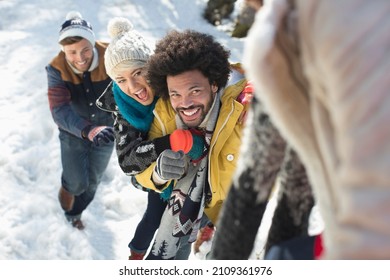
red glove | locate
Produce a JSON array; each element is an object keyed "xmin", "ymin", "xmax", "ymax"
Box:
[
  {"xmin": 237, "ymin": 81, "xmax": 254, "ymax": 124},
  {"xmin": 314, "ymin": 234, "xmax": 324, "ymax": 260},
  {"xmin": 237, "ymin": 81, "xmax": 254, "ymax": 104}
]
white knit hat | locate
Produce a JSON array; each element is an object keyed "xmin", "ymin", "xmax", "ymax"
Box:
[
  {"xmin": 104, "ymin": 17, "xmax": 152, "ymax": 79},
  {"xmin": 58, "ymin": 11, "xmax": 95, "ymax": 46}
]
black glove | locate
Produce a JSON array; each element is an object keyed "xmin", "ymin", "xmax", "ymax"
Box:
[
  {"xmin": 87, "ymin": 126, "xmax": 115, "ymax": 146},
  {"xmin": 153, "ymin": 150, "xmax": 187, "ymax": 183}
]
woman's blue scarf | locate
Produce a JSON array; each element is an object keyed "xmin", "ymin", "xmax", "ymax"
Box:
[{"xmin": 112, "ymin": 82, "xmax": 158, "ymax": 133}]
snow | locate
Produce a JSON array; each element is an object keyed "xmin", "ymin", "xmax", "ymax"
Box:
[{"xmin": 0, "ymin": 0, "xmax": 276, "ymax": 260}]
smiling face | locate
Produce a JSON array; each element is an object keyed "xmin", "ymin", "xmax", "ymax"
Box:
[
  {"xmin": 167, "ymin": 69, "xmax": 218, "ymax": 128},
  {"xmin": 114, "ymin": 66, "xmax": 155, "ymax": 106},
  {"xmin": 63, "ymin": 38, "xmax": 94, "ymax": 72}
]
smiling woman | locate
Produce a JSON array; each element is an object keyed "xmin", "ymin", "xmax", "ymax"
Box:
[
  {"xmin": 104, "ymin": 19, "xmax": 155, "ymax": 107},
  {"xmin": 114, "ymin": 66, "xmax": 153, "ymax": 105}
]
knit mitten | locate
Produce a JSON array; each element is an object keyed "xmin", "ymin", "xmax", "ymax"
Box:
[
  {"xmin": 87, "ymin": 126, "xmax": 115, "ymax": 146},
  {"xmin": 153, "ymin": 150, "xmax": 187, "ymax": 183}
]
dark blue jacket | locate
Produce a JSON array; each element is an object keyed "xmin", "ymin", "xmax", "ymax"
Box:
[{"xmin": 46, "ymin": 41, "xmax": 113, "ymax": 138}]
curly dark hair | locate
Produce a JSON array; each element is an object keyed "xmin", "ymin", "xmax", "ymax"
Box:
[{"xmin": 146, "ymin": 29, "xmax": 231, "ymax": 99}]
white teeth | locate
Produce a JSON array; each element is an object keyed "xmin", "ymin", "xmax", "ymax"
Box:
[
  {"xmin": 135, "ymin": 88, "xmax": 147, "ymax": 100},
  {"xmin": 134, "ymin": 89, "xmax": 143, "ymax": 95},
  {"xmin": 182, "ymin": 108, "xmax": 198, "ymax": 116}
]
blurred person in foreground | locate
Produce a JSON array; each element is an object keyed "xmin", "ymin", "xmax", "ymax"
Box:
[
  {"xmin": 243, "ymin": 0, "xmax": 390, "ymax": 259},
  {"xmin": 209, "ymin": 0, "xmax": 321, "ymax": 260},
  {"xmin": 133, "ymin": 29, "xmax": 253, "ymax": 259},
  {"xmin": 46, "ymin": 11, "xmax": 115, "ymax": 230}
]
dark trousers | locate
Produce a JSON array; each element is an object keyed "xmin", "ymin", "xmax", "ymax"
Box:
[
  {"xmin": 128, "ymin": 191, "xmax": 166, "ymax": 252},
  {"xmin": 264, "ymin": 235, "xmax": 316, "ymax": 260}
]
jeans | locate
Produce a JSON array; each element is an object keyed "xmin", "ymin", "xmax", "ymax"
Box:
[
  {"xmin": 128, "ymin": 190, "xmax": 167, "ymax": 253},
  {"xmin": 59, "ymin": 130, "xmax": 114, "ymax": 220}
]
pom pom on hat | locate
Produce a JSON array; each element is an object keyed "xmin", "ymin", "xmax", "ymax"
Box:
[
  {"xmin": 66, "ymin": 11, "xmax": 83, "ymax": 21},
  {"xmin": 104, "ymin": 17, "xmax": 152, "ymax": 80},
  {"xmin": 58, "ymin": 11, "xmax": 95, "ymax": 47},
  {"xmin": 107, "ymin": 17, "xmax": 134, "ymax": 38}
]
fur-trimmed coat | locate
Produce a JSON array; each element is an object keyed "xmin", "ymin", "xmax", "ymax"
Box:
[
  {"xmin": 243, "ymin": 0, "xmax": 390, "ymax": 259},
  {"xmin": 210, "ymin": 96, "xmax": 315, "ymax": 259}
]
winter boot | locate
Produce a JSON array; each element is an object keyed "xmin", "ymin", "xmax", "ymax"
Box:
[
  {"xmin": 58, "ymin": 186, "xmax": 74, "ymax": 211},
  {"xmin": 70, "ymin": 218, "xmax": 85, "ymax": 230},
  {"xmin": 128, "ymin": 250, "xmax": 146, "ymax": 260},
  {"xmin": 193, "ymin": 223, "xmax": 215, "ymax": 253}
]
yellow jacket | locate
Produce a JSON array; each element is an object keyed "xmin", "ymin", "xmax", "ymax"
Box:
[{"xmin": 135, "ymin": 67, "xmax": 248, "ymax": 224}]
